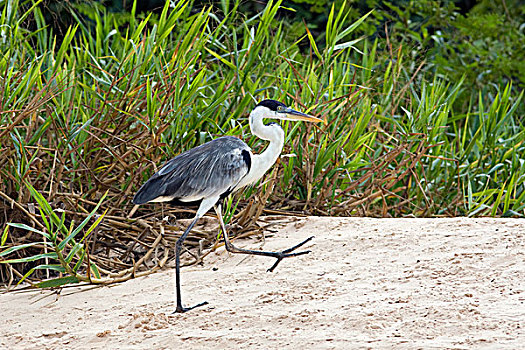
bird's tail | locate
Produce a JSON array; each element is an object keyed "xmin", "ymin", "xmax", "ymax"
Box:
[{"xmin": 132, "ymin": 175, "xmax": 164, "ymax": 204}]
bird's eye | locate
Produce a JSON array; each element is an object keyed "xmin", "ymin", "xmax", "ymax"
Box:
[{"xmin": 277, "ymin": 106, "xmax": 284, "ymax": 112}]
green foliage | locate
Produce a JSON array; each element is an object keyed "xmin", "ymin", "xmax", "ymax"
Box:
[
  {"xmin": 433, "ymin": 8, "xmax": 525, "ymax": 93},
  {"xmin": 0, "ymin": 0, "xmax": 522, "ymax": 213},
  {"xmin": 0, "ymin": 0, "xmax": 524, "ymax": 286},
  {"xmin": 359, "ymin": 0, "xmax": 524, "ymax": 108},
  {"xmin": 1, "ymin": 183, "xmax": 107, "ymax": 287}
]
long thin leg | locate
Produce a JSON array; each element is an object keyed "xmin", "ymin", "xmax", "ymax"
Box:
[
  {"xmin": 214, "ymin": 205, "xmax": 313, "ymax": 272},
  {"xmin": 174, "ymin": 215, "xmax": 208, "ymax": 313}
]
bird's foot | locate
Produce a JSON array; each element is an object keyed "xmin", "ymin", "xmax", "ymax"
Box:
[
  {"xmin": 173, "ymin": 301, "xmax": 209, "ymax": 313},
  {"xmin": 267, "ymin": 236, "xmax": 314, "ymax": 272}
]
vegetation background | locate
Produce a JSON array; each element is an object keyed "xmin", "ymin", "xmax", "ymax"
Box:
[{"xmin": 0, "ymin": 0, "xmax": 523, "ymax": 286}]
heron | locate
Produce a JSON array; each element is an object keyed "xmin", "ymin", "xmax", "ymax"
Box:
[{"xmin": 133, "ymin": 99, "xmax": 323, "ymax": 312}]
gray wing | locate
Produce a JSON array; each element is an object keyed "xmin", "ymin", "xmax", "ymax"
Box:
[{"xmin": 133, "ymin": 136, "xmax": 251, "ymax": 204}]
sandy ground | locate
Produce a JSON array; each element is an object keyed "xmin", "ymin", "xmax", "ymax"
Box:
[{"xmin": 1, "ymin": 217, "xmax": 524, "ymax": 349}]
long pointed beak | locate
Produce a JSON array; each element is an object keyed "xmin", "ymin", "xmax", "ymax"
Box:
[{"xmin": 283, "ymin": 108, "xmax": 325, "ymax": 124}]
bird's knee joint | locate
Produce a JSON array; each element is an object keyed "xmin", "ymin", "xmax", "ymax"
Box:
[{"xmin": 224, "ymin": 242, "xmax": 235, "ymax": 252}]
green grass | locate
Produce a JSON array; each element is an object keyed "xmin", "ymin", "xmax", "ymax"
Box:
[{"xmin": 0, "ymin": 0, "xmax": 523, "ymax": 286}]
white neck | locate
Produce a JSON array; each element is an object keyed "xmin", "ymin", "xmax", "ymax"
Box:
[{"xmin": 235, "ymin": 107, "xmax": 284, "ymax": 189}]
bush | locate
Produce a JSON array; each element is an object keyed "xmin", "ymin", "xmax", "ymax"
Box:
[{"xmin": 0, "ymin": 0, "xmax": 523, "ymax": 286}]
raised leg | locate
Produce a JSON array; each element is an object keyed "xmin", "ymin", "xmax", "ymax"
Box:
[
  {"xmin": 174, "ymin": 215, "xmax": 208, "ymax": 313},
  {"xmin": 214, "ymin": 205, "xmax": 313, "ymax": 272}
]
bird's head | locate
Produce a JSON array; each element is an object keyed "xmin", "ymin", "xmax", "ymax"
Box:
[{"xmin": 253, "ymin": 99, "xmax": 324, "ymax": 124}]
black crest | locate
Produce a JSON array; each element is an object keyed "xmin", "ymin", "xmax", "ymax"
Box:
[{"xmin": 256, "ymin": 99, "xmax": 286, "ymax": 111}]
